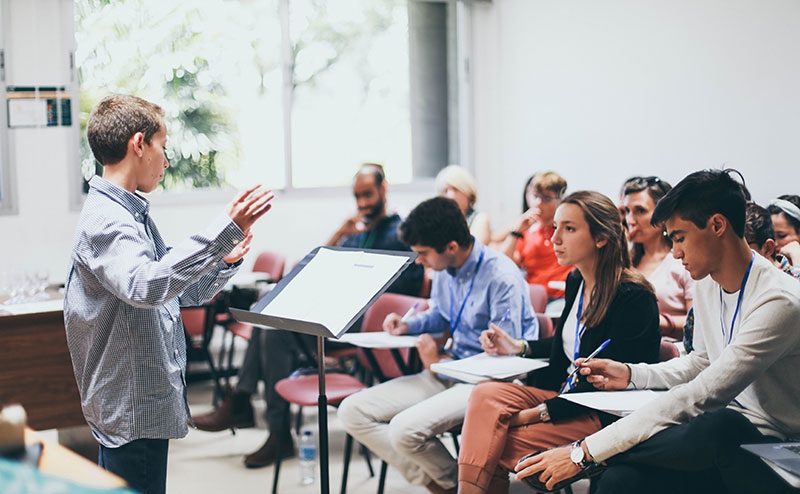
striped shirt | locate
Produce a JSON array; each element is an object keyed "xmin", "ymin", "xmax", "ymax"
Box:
[{"xmin": 64, "ymin": 176, "xmax": 245, "ymax": 447}]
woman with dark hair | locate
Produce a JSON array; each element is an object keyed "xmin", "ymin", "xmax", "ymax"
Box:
[
  {"xmin": 457, "ymin": 190, "xmax": 661, "ymax": 494},
  {"xmin": 498, "ymin": 171, "xmax": 572, "ymax": 299},
  {"xmin": 621, "ymin": 176, "xmax": 693, "ymax": 340},
  {"xmin": 767, "ymin": 195, "xmax": 800, "ymax": 267}
]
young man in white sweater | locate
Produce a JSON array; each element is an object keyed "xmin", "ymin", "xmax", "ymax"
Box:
[{"xmin": 515, "ymin": 169, "xmax": 800, "ymax": 494}]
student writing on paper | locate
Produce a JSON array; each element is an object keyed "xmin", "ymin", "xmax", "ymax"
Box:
[
  {"xmin": 338, "ymin": 197, "xmax": 539, "ymax": 494},
  {"xmin": 64, "ymin": 95, "xmax": 273, "ymax": 494},
  {"xmin": 457, "ymin": 190, "xmax": 660, "ymax": 494},
  {"xmin": 191, "ymin": 163, "xmax": 423, "ymax": 469},
  {"xmin": 519, "ymin": 170, "xmax": 800, "ymax": 494}
]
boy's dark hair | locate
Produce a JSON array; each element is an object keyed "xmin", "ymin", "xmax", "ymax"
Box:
[
  {"xmin": 744, "ymin": 202, "xmax": 775, "ymax": 252},
  {"xmin": 651, "ymin": 169, "xmax": 747, "ymax": 238},
  {"xmin": 87, "ymin": 94, "xmax": 165, "ymax": 166},
  {"xmin": 400, "ymin": 197, "xmax": 473, "ymax": 252}
]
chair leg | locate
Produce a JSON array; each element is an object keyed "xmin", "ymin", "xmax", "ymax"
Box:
[
  {"xmin": 272, "ymin": 431, "xmax": 287, "ymax": 494},
  {"xmin": 226, "ymin": 330, "xmax": 237, "ymax": 390},
  {"xmin": 340, "ymin": 433, "xmax": 354, "ymax": 494},
  {"xmin": 450, "ymin": 433, "xmax": 460, "ymax": 455},
  {"xmin": 359, "ymin": 444, "xmax": 375, "ymax": 478},
  {"xmin": 377, "ymin": 461, "xmax": 388, "ymax": 494}
]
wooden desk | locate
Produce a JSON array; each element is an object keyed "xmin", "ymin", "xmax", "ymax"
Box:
[
  {"xmin": 25, "ymin": 428, "xmax": 127, "ymax": 489},
  {"xmin": 0, "ymin": 301, "xmax": 85, "ymax": 430}
]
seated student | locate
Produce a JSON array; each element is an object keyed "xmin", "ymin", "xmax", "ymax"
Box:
[
  {"xmin": 682, "ymin": 200, "xmax": 800, "ymax": 353},
  {"xmin": 745, "ymin": 202, "xmax": 800, "ymax": 279},
  {"xmin": 621, "ymin": 176, "xmax": 694, "ymax": 339},
  {"xmin": 517, "ymin": 169, "xmax": 800, "ymax": 494},
  {"xmin": 498, "ymin": 172, "xmax": 573, "ymax": 300},
  {"xmin": 457, "ymin": 190, "xmax": 661, "ymax": 494},
  {"xmin": 191, "ymin": 163, "xmax": 423, "ymax": 469},
  {"xmin": 435, "ymin": 164, "xmax": 492, "ymax": 246},
  {"xmin": 767, "ymin": 194, "xmax": 800, "ymax": 248},
  {"xmin": 338, "ymin": 197, "xmax": 539, "ymax": 494}
]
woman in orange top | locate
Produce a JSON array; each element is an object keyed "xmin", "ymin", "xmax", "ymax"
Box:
[{"xmin": 498, "ymin": 172, "xmax": 573, "ymax": 299}]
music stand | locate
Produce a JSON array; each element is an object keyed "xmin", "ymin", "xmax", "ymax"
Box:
[{"xmin": 231, "ymin": 246, "xmax": 416, "ymax": 494}]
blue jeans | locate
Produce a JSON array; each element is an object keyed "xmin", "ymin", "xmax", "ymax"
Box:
[{"xmin": 98, "ymin": 439, "xmax": 169, "ymax": 494}]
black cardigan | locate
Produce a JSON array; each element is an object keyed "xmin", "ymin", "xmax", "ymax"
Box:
[{"xmin": 527, "ymin": 269, "xmax": 661, "ymax": 423}]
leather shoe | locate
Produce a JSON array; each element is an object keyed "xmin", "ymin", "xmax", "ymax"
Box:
[
  {"xmin": 517, "ymin": 450, "xmax": 604, "ymax": 493},
  {"xmin": 192, "ymin": 389, "xmax": 255, "ymax": 432},
  {"xmin": 244, "ymin": 432, "xmax": 296, "ymax": 469}
]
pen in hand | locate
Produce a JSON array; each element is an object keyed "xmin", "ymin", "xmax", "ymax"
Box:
[
  {"xmin": 559, "ymin": 338, "xmax": 611, "ymax": 394},
  {"xmin": 400, "ymin": 302, "xmax": 420, "ymax": 324}
]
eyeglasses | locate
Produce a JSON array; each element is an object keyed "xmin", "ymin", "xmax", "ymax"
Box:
[{"xmin": 625, "ymin": 176, "xmax": 667, "ymax": 196}]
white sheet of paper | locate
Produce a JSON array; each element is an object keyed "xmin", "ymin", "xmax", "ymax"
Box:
[
  {"xmin": 262, "ymin": 248, "xmax": 408, "ymax": 336},
  {"xmin": 430, "ymin": 352, "xmax": 549, "ymax": 381},
  {"xmin": 337, "ymin": 333, "xmax": 419, "ymax": 348},
  {"xmin": 560, "ymin": 390, "xmax": 666, "ymax": 416}
]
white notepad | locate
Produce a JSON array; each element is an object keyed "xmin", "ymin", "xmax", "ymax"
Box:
[{"xmin": 430, "ymin": 352, "xmax": 548, "ymax": 383}]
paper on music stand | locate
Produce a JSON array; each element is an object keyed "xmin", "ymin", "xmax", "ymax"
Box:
[
  {"xmin": 338, "ymin": 333, "xmax": 420, "ymax": 349},
  {"xmin": 430, "ymin": 352, "xmax": 549, "ymax": 383},
  {"xmin": 259, "ymin": 248, "xmax": 409, "ymax": 337},
  {"xmin": 559, "ymin": 390, "xmax": 666, "ymax": 416}
]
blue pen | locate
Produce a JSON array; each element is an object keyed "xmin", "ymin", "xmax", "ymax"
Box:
[
  {"xmin": 559, "ymin": 338, "xmax": 611, "ymax": 394},
  {"xmin": 501, "ymin": 308, "xmax": 510, "ymax": 322}
]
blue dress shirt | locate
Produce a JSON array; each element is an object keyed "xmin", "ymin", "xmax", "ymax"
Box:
[{"xmin": 405, "ymin": 239, "xmax": 539, "ymax": 359}]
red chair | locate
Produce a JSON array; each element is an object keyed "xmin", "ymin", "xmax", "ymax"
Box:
[
  {"xmin": 529, "ymin": 283, "xmax": 549, "ymax": 314},
  {"xmin": 271, "ymin": 366, "xmax": 371, "ymax": 493},
  {"xmin": 182, "ymin": 305, "xmax": 226, "ymax": 401},
  {"xmin": 219, "ymin": 250, "xmax": 286, "ymax": 389},
  {"xmin": 252, "ymin": 250, "xmax": 287, "ymax": 283},
  {"xmin": 536, "ymin": 313, "xmax": 555, "ymax": 339},
  {"xmin": 357, "ymin": 293, "xmax": 429, "ymax": 382}
]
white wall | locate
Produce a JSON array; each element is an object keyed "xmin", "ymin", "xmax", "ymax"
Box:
[
  {"xmin": 4, "ymin": 0, "xmax": 800, "ymax": 281},
  {"xmin": 471, "ymin": 0, "xmax": 800, "ymax": 227}
]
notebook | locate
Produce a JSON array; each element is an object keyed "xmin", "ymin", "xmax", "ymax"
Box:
[{"xmin": 741, "ymin": 442, "xmax": 800, "ymax": 487}]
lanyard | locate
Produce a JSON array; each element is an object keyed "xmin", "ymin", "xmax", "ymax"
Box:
[
  {"xmin": 573, "ymin": 283, "xmax": 587, "ymax": 362},
  {"xmin": 449, "ymin": 247, "xmax": 485, "ymax": 334},
  {"xmin": 719, "ymin": 252, "xmax": 754, "ymax": 346}
]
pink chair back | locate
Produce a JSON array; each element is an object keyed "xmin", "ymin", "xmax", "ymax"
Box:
[
  {"xmin": 359, "ymin": 293, "xmax": 429, "ymax": 381},
  {"xmin": 252, "ymin": 250, "xmax": 287, "ymax": 282},
  {"xmin": 528, "ymin": 284, "xmax": 548, "ymax": 314}
]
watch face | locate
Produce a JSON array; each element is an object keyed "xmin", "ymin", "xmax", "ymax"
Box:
[{"xmin": 570, "ymin": 444, "xmax": 585, "ymax": 465}]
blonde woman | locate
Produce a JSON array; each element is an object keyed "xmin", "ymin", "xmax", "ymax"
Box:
[{"xmin": 436, "ymin": 165, "xmax": 492, "ymax": 245}]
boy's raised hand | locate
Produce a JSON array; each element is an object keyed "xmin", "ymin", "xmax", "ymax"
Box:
[{"xmin": 227, "ymin": 185, "xmax": 274, "ymax": 234}]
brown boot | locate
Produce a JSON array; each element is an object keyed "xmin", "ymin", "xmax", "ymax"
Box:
[
  {"xmin": 192, "ymin": 389, "xmax": 255, "ymax": 432},
  {"xmin": 243, "ymin": 432, "xmax": 296, "ymax": 469}
]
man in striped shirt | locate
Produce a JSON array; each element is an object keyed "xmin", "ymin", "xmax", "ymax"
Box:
[{"xmin": 64, "ymin": 94, "xmax": 273, "ymax": 494}]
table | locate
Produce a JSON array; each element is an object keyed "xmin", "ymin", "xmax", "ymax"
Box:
[
  {"xmin": 0, "ymin": 296, "xmax": 85, "ymax": 430},
  {"xmin": 26, "ymin": 428, "xmax": 127, "ymax": 489}
]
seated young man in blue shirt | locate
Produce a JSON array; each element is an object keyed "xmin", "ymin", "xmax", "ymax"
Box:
[
  {"xmin": 338, "ymin": 196, "xmax": 539, "ymax": 494},
  {"xmin": 64, "ymin": 94, "xmax": 273, "ymax": 494}
]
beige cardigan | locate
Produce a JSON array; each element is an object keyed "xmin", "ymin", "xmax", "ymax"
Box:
[{"xmin": 585, "ymin": 253, "xmax": 800, "ymax": 462}]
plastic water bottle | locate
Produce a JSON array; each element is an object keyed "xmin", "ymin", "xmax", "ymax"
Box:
[{"xmin": 299, "ymin": 429, "xmax": 317, "ymax": 485}]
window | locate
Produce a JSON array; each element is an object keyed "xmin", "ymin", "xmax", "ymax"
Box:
[{"xmin": 75, "ymin": 0, "xmax": 418, "ymax": 192}]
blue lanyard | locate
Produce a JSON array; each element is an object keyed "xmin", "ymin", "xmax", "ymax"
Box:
[
  {"xmin": 449, "ymin": 247, "xmax": 485, "ymax": 335},
  {"xmin": 719, "ymin": 252, "xmax": 754, "ymax": 346},
  {"xmin": 573, "ymin": 283, "xmax": 587, "ymax": 362}
]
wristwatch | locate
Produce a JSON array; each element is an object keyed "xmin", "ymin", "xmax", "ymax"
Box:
[
  {"xmin": 569, "ymin": 440, "xmax": 593, "ymax": 469},
  {"xmin": 537, "ymin": 403, "xmax": 551, "ymax": 423}
]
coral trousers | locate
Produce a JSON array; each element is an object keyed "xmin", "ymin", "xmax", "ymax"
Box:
[{"xmin": 458, "ymin": 381, "xmax": 602, "ymax": 493}]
